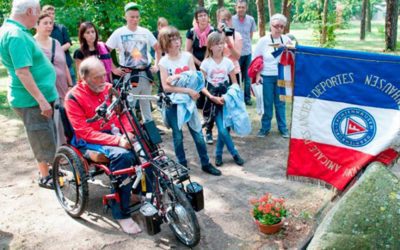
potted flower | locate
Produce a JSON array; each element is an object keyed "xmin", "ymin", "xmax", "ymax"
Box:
[{"xmin": 250, "ymin": 193, "xmax": 287, "ymax": 234}]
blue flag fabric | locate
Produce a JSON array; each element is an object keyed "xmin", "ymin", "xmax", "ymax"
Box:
[{"xmin": 287, "ymin": 45, "xmax": 400, "ymax": 190}]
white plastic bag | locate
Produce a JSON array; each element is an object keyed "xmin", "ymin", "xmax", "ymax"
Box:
[{"xmin": 251, "ymin": 84, "xmax": 264, "ymax": 116}]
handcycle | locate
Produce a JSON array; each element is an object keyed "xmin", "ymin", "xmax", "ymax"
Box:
[{"xmin": 52, "ymin": 74, "xmax": 202, "ymax": 247}]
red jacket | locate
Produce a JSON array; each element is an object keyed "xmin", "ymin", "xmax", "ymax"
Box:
[
  {"xmin": 64, "ymin": 81, "xmax": 132, "ymax": 146},
  {"xmin": 247, "ymin": 56, "xmax": 263, "ymax": 84}
]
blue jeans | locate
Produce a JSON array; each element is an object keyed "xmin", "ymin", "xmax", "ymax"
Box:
[
  {"xmin": 239, "ymin": 54, "xmax": 252, "ymax": 103},
  {"xmin": 260, "ymin": 75, "xmax": 287, "ymax": 134},
  {"xmin": 215, "ymin": 109, "xmax": 238, "ymax": 157},
  {"xmin": 80, "ymin": 145, "xmax": 136, "ymax": 220},
  {"xmin": 166, "ymin": 104, "xmax": 210, "ymax": 167}
]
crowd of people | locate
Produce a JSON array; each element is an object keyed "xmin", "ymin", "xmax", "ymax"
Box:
[{"xmin": 0, "ymin": 0, "xmax": 292, "ymax": 234}]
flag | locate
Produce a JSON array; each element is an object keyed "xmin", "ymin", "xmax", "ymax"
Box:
[
  {"xmin": 272, "ymin": 48, "xmax": 295, "ymax": 102},
  {"xmin": 287, "ymin": 45, "xmax": 400, "ymax": 190}
]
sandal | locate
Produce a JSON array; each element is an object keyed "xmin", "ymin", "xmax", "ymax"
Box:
[{"xmin": 38, "ymin": 175, "xmax": 54, "ymax": 189}]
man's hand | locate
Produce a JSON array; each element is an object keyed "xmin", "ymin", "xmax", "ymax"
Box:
[
  {"xmin": 39, "ymin": 100, "xmax": 53, "ymax": 118},
  {"xmin": 150, "ymin": 64, "xmax": 159, "ymax": 74},
  {"xmin": 112, "ymin": 67, "xmax": 126, "ymax": 77},
  {"xmin": 125, "ymin": 132, "xmax": 135, "ymax": 141},
  {"xmin": 255, "ymin": 73, "xmax": 263, "ymax": 85},
  {"xmin": 118, "ymin": 135, "xmax": 132, "ymax": 149},
  {"xmin": 15, "ymin": 67, "xmax": 54, "ymax": 118}
]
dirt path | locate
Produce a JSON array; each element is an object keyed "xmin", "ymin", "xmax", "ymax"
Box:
[{"xmin": 1, "ymin": 111, "xmax": 396, "ymax": 250}]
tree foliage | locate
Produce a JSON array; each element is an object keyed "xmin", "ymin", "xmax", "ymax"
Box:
[
  {"xmin": 292, "ymin": 0, "xmax": 337, "ymax": 47},
  {"xmin": 37, "ymin": 0, "xmax": 197, "ymax": 40}
]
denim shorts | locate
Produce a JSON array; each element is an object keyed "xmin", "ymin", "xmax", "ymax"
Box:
[{"xmin": 13, "ymin": 105, "xmax": 57, "ymax": 163}]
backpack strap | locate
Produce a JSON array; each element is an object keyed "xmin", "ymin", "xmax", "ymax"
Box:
[{"xmin": 51, "ymin": 39, "xmax": 56, "ymax": 64}]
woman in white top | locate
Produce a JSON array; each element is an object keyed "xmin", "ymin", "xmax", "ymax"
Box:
[
  {"xmin": 216, "ymin": 7, "xmax": 243, "ymax": 84},
  {"xmin": 253, "ymin": 14, "xmax": 291, "ymax": 138}
]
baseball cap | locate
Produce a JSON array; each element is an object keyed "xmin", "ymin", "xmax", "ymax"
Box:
[{"xmin": 124, "ymin": 2, "xmax": 141, "ymax": 12}]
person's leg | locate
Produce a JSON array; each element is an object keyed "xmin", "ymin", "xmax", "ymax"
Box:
[
  {"xmin": 13, "ymin": 106, "xmax": 56, "ymax": 183},
  {"xmin": 187, "ymin": 125, "xmax": 221, "ymax": 175},
  {"xmin": 103, "ymin": 146, "xmax": 136, "ymax": 217},
  {"xmin": 54, "ymin": 98, "xmax": 66, "ymax": 148},
  {"xmin": 138, "ymin": 73, "xmax": 153, "ymax": 122},
  {"xmin": 165, "ymin": 105, "xmax": 187, "ymax": 166},
  {"xmin": 187, "ymin": 125, "xmax": 210, "ymax": 167},
  {"xmin": 259, "ymin": 75, "xmax": 276, "ymax": 135},
  {"xmin": 215, "ymin": 110, "xmax": 238, "ymax": 157},
  {"xmin": 100, "ymin": 145, "xmax": 141, "ymax": 234},
  {"xmin": 236, "ymin": 73, "xmax": 241, "ymax": 86},
  {"xmin": 203, "ymin": 98, "xmax": 214, "ymax": 144},
  {"xmin": 240, "ymin": 54, "xmax": 252, "ymax": 104},
  {"xmin": 273, "ymin": 80, "xmax": 288, "ymax": 135},
  {"xmin": 156, "ymin": 71, "xmax": 163, "ymax": 108},
  {"xmin": 128, "ymin": 75, "xmax": 140, "ymax": 109}
]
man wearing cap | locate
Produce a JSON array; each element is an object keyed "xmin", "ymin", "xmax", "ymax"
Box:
[
  {"xmin": 106, "ymin": 2, "xmax": 161, "ymax": 123},
  {"xmin": 232, "ymin": 0, "xmax": 257, "ymax": 106}
]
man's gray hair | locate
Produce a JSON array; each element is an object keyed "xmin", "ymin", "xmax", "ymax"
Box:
[
  {"xmin": 11, "ymin": 0, "xmax": 40, "ymax": 15},
  {"xmin": 270, "ymin": 13, "xmax": 287, "ymax": 26},
  {"xmin": 79, "ymin": 56, "xmax": 104, "ymax": 79}
]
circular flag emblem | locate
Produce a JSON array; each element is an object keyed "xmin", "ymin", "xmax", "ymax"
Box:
[{"xmin": 331, "ymin": 107, "xmax": 376, "ymax": 147}]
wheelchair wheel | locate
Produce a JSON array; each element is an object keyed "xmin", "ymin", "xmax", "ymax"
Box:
[
  {"xmin": 53, "ymin": 146, "xmax": 88, "ymax": 218},
  {"xmin": 164, "ymin": 184, "xmax": 200, "ymax": 247}
]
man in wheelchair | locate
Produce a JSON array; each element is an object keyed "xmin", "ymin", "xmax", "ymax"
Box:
[{"xmin": 64, "ymin": 56, "xmax": 142, "ymax": 234}]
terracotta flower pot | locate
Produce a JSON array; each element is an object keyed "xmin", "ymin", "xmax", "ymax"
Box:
[{"xmin": 255, "ymin": 219, "xmax": 283, "ymax": 234}]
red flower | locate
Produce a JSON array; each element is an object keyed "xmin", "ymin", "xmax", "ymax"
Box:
[{"xmin": 251, "ymin": 192, "xmax": 287, "ymax": 225}]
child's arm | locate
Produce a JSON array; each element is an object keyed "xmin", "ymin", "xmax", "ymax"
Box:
[
  {"xmin": 160, "ymin": 66, "xmax": 200, "ymax": 100},
  {"xmin": 200, "ymin": 67, "xmax": 224, "ymax": 106},
  {"xmin": 201, "ymin": 87, "xmax": 224, "ymax": 106},
  {"xmin": 229, "ymin": 69, "xmax": 238, "ymax": 85},
  {"xmin": 189, "ymin": 55, "xmax": 197, "ymax": 71}
]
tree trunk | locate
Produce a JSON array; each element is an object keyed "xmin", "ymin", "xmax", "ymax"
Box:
[
  {"xmin": 268, "ymin": 0, "xmax": 275, "ymax": 20},
  {"xmin": 366, "ymin": 0, "xmax": 372, "ymax": 32},
  {"xmin": 218, "ymin": 0, "xmax": 224, "ymax": 8},
  {"xmin": 256, "ymin": 0, "xmax": 266, "ymax": 37},
  {"xmin": 321, "ymin": 0, "xmax": 329, "ymax": 45},
  {"xmin": 385, "ymin": 0, "xmax": 399, "ymax": 51},
  {"xmin": 360, "ymin": 0, "xmax": 367, "ymax": 40},
  {"xmin": 198, "ymin": 0, "xmax": 204, "ymax": 7},
  {"xmin": 282, "ymin": 0, "xmax": 291, "ymax": 33}
]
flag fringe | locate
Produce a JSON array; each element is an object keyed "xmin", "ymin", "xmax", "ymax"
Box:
[
  {"xmin": 279, "ymin": 95, "xmax": 293, "ymax": 102},
  {"xmin": 287, "ymin": 175, "xmax": 338, "ymax": 191},
  {"xmin": 277, "ymin": 79, "xmax": 293, "ymax": 88}
]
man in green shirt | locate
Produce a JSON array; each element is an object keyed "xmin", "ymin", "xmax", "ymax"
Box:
[{"xmin": 0, "ymin": 0, "xmax": 58, "ymax": 189}]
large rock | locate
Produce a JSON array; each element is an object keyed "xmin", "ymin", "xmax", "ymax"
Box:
[{"xmin": 308, "ymin": 162, "xmax": 400, "ymax": 249}]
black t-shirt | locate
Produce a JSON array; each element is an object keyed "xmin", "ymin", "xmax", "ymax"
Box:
[
  {"xmin": 186, "ymin": 27, "xmax": 214, "ymax": 62},
  {"xmin": 73, "ymin": 49, "xmax": 97, "ymax": 60},
  {"xmin": 51, "ymin": 23, "xmax": 73, "ymax": 66}
]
